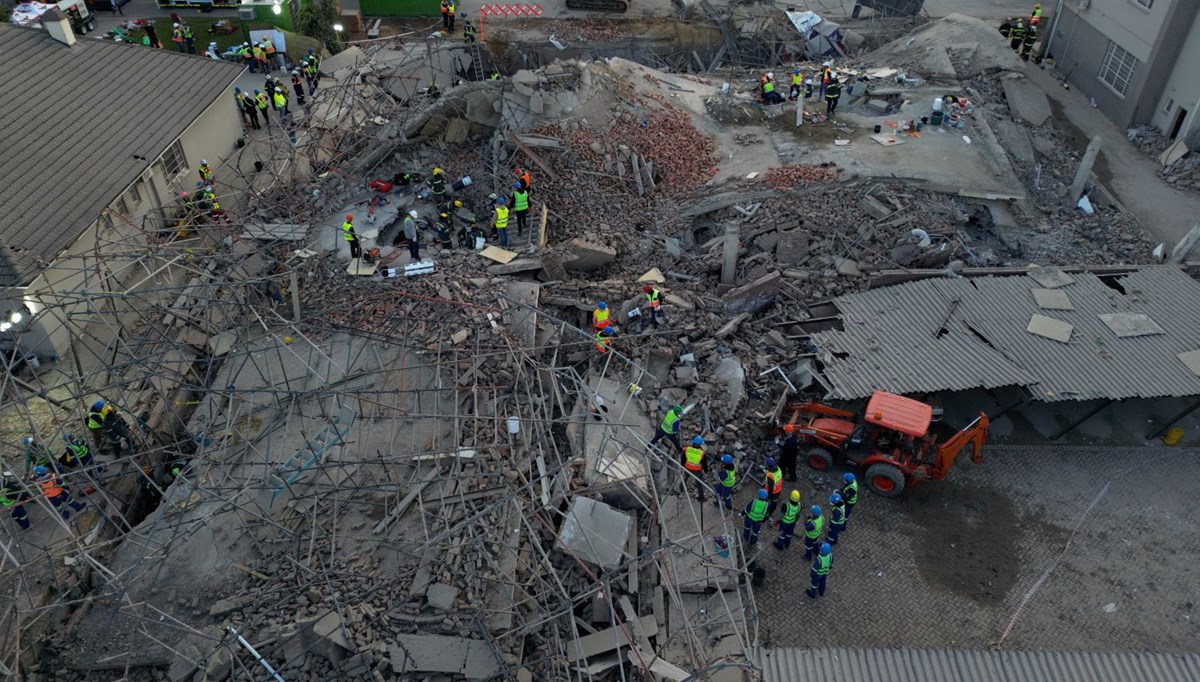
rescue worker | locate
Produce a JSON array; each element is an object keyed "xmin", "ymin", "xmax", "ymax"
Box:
[
  {"xmin": 742, "ymin": 489, "xmax": 769, "ymax": 547},
  {"xmin": 22, "ymin": 437, "xmax": 53, "ymax": 476},
  {"xmin": 763, "ymin": 457, "xmax": 784, "ymax": 518},
  {"xmin": 342, "ymin": 214, "xmax": 361, "ymax": 261},
  {"xmin": 640, "ymin": 284, "xmax": 663, "ymax": 331},
  {"xmin": 435, "ymin": 212, "xmax": 454, "ymax": 249},
  {"xmin": 255, "ymin": 89, "xmax": 271, "ymax": 128},
  {"xmin": 492, "ymin": 196, "xmax": 510, "ymax": 247},
  {"xmin": 592, "ymin": 301, "xmax": 610, "ymax": 332},
  {"xmin": 682, "ymin": 436, "xmax": 709, "ymax": 501},
  {"xmin": 291, "ymin": 70, "xmax": 307, "ymax": 106},
  {"xmin": 1030, "ymin": 3, "xmax": 1042, "ymax": 23},
  {"xmin": 86, "ymin": 400, "xmax": 107, "ymax": 450},
  {"xmin": 171, "ymin": 22, "xmax": 184, "ymax": 52},
  {"xmin": 804, "ymin": 78, "xmax": 814, "ymax": 99},
  {"xmin": 181, "ymin": 21, "xmax": 195, "ymax": 54},
  {"xmin": 446, "ymin": 0, "xmax": 456, "ymax": 31},
  {"xmin": 464, "ymin": 19, "xmax": 476, "ymax": 45},
  {"xmin": 60, "ymin": 435, "xmax": 95, "ymax": 470},
  {"xmin": 806, "ymin": 542, "xmax": 832, "ymax": 598},
  {"xmin": 715, "ymin": 454, "xmax": 736, "ymax": 510},
  {"xmin": 999, "ymin": 16, "xmax": 1014, "ymax": 38},
  {"xmin": 304, "ymin": 57, "xmax": 318, "ymax": 95},
  {"xmin": 198, "ymin": 160, "xmax": 213, "ymax": 184},
  {"xmin": 234, "ymin": 87, "xmax": 251, "ymax": 127},
  {"xmin": 240, "ymin": 41, "xmax": 256, "ymax": 73},
  {"xmin": 649, "ymin": 405, "xmax": 684, "ymax": 454},
  {"xmin": 1022, "ymin": 23, "xmax": 1038, "ymax": 61},
  {"xmin": 263, "ymin": 35, "xmax": 283, "ymax": 71},
  {"xmin": 510, "ymin": 182, "xmax": 530, "ymax": 235},
  {"xmin": 36, "ymin": 466, "xmax": 85, "ymax": 519},
  {"xmin": 789, "ymin": 69, "xmax": 803, "ymax": 100},
  {"xmin": 779, "ymin": 424, "xmax": 799, "ymax": 482},
  {"xmin": 1, "ymin": 471, "xmax": 31, "ymax": 530},
  {"xmin": 440, "ymin": 0, "xmax": 450, "ymax": 29},
  {"xmin": 802, "ymin": 504, "xmax": 824, "ymax": 561},
  {"xmin": 402, "ymin": 210, "xmax": 421, "ymax": 261},
  {"xmin": 594, "ymin": 326, "xmax": 613, "ymax": 354},
  {"xmin": 239, "ymin": 88, "xmax": 260, "ymax": 130},
  {"xmin": 272, "ymin": 86, "xmax": 289, "ymax": 122},
  {"xmin": 827, "ymin": 492, "xmax": 847, "ymax": 543},
  {"xmin": 842, "ymin": 472, "xmax": 859, "ymax": 518},
  {"xmin": 514, "ymin": 167, "xmax": 532, "ymax": 192},
  {"xmin": 774, "ymin": 490, "xmax": 801, "ymax": 551},
  {"xmin": 252, "ymin": 42, "xmax": 268, "ymax": 72},
  {"xmin": 1009, "ymin": 19, "xmax": 1026, "ymax": 52},
  {"xmin": 762, "ymin": 76, "xmax": 783, "ymax": 105},
  {"xmin": 428, "ymin": 167, "xmax": 447, "ymax": 200},
  {"xmin": 819, "ymin": 62, "xmax": 832, "ymax": 98},
  {"xmin": 825, "ymin": 76, "xmax": 842, "ymax": 116}
]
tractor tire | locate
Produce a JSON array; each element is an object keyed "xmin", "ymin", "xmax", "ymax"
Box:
[
  {"xmin": 864, "ymin": 463, "xmax": 905, "ymax": 498},
  {"xmin": 806, "ymin": 447, "xmax": 833, "ymax": 472}
]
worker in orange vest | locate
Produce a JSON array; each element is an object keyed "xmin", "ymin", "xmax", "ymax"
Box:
[
  {"xmin": 446, "ymin": 0, "xmax": 456, "ymax": 31},
  {"xmin": 682, "ymin": 436, "xmax": 710, "ymax": 502},
  {"xmin": 35, "ymin": 466, "xmax": 85, "ymax": 520},
  {"xmin": 440, "ymin": 0, "xmax": 450, "ymax": 30},
  {"xmin": 514, "ymin": 167, "xmax": 532, "ymax": 192},
  {"xmin": 640, "ymin": 284, "xmax": 663, "ymax": 331},
  {"xmin": 763, "ymin": 457, "xmax": 784, "ymax": 519},
  {"xmin": 592, "ymin": 301, "xmax": 611, "ymax": 332},
  {"xmin": 594, "ymin": 326, "xmax": 613, "ymax": 354}
]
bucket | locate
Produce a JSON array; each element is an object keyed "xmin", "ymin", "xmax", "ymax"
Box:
[
  {"xmin": 506, "ymin": 416, "xmax": 520, "ymax": 434},
  {"xmin": 1162, "ymin": 427, "xmax": 1185, "ymax": 446},
  {"xmin": 24, "ymin": 353, "xmax": 40, "ymax": 370},
  {"xmin": 451, "ymin": 176, "xmax": 473, "ymax": 192},
  {"xmin": 873, "ymin": 124, "xmax": 882, "ymax": 133},
  {"xmin": 931, "ymin": 110, "xmax": 944, "ymax": 126},
  {"xmin": 948, "ymin": 112, "xmax": 960, "ymax": 127}
]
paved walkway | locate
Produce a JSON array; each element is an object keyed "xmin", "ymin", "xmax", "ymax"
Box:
[{"xmin": 1025, "ymin": 65, "xmax": 1200, "ymax": 247}]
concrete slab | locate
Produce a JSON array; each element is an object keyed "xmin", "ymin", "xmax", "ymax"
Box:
[
  {"xmin": 504, "ymin": 281, "xmax": 540, "ymax": 349},
  {"xmin": 1002, "ymin": 78, "xmax": 1052, "ymax": 126},
  {"xmin": 657, "ymin": 495, "xmax": 739, "ymax": 593},
  {"xmin": 564, "ymin": 238, "xmax": 617, "ymax": 271},
  {"xmin": 556, "ymin": 496, "xmax": 633, "ymax": 570},
  {"xmin": 570, "ymin": 376, "xmax": 653, "ymax": 507},
  {"xmin": 722, "ymin": 271, "xmax": 781, "ymax": 315},
  {"xmin": 992, "ymin": 118, "xmax": 1036, "ymax": 167},
  {"xmin": 425, "ymin": 583, "xmax": 460, "ymax": 610},
  {"xmin": 389, "ymin": 635, "xmax": 502, "ymax": 679}
]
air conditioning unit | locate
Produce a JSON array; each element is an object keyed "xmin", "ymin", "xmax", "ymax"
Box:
[{"xmin": 238, "ymin": 7, "xmax": 255, "ymax": 19}]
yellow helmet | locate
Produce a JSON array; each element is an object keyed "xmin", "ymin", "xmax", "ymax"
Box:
[
  {"xmin": 433, "ymin": 167, "xmax": 443, "ymax": 175},
  {"xmin": 454, "ymin": 200, "xmax": 463, "ymax": 207},
  {"xmin": 790, "ymin": 490, "xmax": 800, "ymax": 502}
]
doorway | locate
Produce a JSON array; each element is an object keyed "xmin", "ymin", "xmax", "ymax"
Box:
[{"xmin": 1169, "ymin": 106, "xmax": 1188, "ymax": 140}]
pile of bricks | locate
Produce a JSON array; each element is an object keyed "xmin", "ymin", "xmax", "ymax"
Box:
[{"xmin": 763, "ymin": 164, "xmax": 843, "ymax": 189}]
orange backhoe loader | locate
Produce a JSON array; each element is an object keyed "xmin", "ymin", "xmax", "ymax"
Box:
[{"xmin": 781, "ymin": 391, "xmax": 989, "ymax": 497}]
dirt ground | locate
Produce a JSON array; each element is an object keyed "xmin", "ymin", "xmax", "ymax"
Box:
[{"xmin": 750, "ymin": 443, "xmax": 1200, "ymax": 652}]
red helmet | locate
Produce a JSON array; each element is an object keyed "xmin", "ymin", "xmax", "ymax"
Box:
[
  {"xmin": 345, "ymin": 214, "xmax": 353, "ymax": 221},
  {"xmin": 643, "ymin": 284, "xmax": 653, "ymax": 293}
]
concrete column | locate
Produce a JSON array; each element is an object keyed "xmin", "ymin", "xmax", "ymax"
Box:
[
  {"xmin": 1169, "ymin": 220, "xmax": 1200, "ymax": 264},
  {"xmin": 1068, "ymin": 135, "xmax": 1103, "ymax": 206},
  {"xmin": 795, "ymin": 91, "xmax": 804, "ymax": 127},
  {"xmin": 720, "ymin": 223, "xmax": 740, "ymax": 285},
  {"xmin": 290, "ymin": 271, "xmax": 302, "ymax": 322}
]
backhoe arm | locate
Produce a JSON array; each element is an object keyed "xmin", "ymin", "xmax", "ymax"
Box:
[
  {"xmin": 930, "ymin": 412, "xmax": 989, "ymax": 480},
  {"xmin": 783, "ymin": 400, "xmax": 858, "ymax": 426}
]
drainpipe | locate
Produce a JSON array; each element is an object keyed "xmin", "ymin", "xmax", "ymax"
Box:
[{"xmin": 1044, "ymin": 0, "xmax": 1067, "ymax": 58}]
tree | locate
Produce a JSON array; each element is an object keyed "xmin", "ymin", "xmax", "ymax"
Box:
[{"xmin": 295, "ymin": 0, "xmax": 341, "ymax": 54}]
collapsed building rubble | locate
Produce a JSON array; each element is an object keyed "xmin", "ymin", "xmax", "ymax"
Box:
[{"xmin": 0, "ymin": 11, "xmax": 1191, "ymax": 682}]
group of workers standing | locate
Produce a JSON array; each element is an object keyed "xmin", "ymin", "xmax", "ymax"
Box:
[
  {"xmin": 234, "ymin": 48, "xmax": 322, "ymax": 132},
  {"xmin": 1000, "ymin": 4, "xmax": 1044, "ymax": 62},
  {"xmin": 758, "ymin": 62, "xmax": 843, "ymax": 116},
  {"xmin": 646, "ymin": 405, "xmax": 862, "ymax": 599}
]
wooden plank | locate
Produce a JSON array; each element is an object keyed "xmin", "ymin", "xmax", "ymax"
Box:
[
  {"xmin": 372, "ymin": 469, "xmax": 437, "ymax": 534},
  {"xmin": 567, "ymin": 615, "xmax": 657, "ymax": 663},
  {"xmin": 507, "ymin": 131, "xmax": 559, "ymax": 181},
  {"xmin": 479, "ymin": 245, "xmax": 519, "ymax": 263},
  {"xmin": 538, "ymin": 203, "xmax": 549, "ymax": 248}
]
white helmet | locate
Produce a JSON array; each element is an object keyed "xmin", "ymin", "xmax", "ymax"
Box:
[
  {"xmin": 172, "ymin": 22, "xmax": 179, "ymax": 27},
  {"xmin": 409, "ymin": 210, "xmax": 420, "ymax": 219},
  {"xmin": 767, "ymin": 72, "xmax": 774, "ymax": 79},
  {"xmin": 201, "ymin": 159, "xmax": 208, "ymax": 165}
]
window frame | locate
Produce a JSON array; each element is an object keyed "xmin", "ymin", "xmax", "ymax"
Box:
[
  {"xmin": 1130, "ymin": 0, "xmax": 1153, "ymax": 10},
  {"xmin": 1098, "ymin": 40, "xmax": 1137, "ymax": 98},
  {"xmin": 159, "ymin": 140, "xmax": 188, "ymax": 180}
]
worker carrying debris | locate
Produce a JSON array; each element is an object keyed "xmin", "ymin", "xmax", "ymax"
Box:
[
  {"xmin": 342, "ymin": 214, "xmax": 361, "ymax": 261},
  {"xmin": 36, "ymin": 466, "xmax": 85, "ymax": 520},
  {"xmin": 682, "ymin": 436, "xmax": 709, "ymax": 501},
  {"xmin": 742, "ymin": 489, "xmax": 769, "ymax": 547},
  {"xmin": 715, "ymin": 454, "xmax": 736, "ymax": 510},
  {"xmin": 807, "ymin": 542, "xmax": 832, "ymax": 599},
  {"xmin": 773, "ymin": 490, "xmax": 801, "ymax": 551},
  {"xmin": 591, "ymin": 301, "xmax": 610, "ymax": 331},
  {"xmin": 649, "ymin": 405, "xmax": 685, "ymax": 454},
  {"xmin": 1, "ymin": 470, "xmax": 31, "ymax": 530}
]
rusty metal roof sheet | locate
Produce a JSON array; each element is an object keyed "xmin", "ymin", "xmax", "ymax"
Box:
[
  {"xmin": 759, "ymin": 647, "xmax": 1200, "ymax": 682},
  {"xmin": 809, "ymin": 267, "xmax": 1200, "ymax": 402}
]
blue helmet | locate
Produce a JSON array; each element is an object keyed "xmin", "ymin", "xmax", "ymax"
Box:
[
  {"xmin": 23, "ymin": 437, "xmax": 33, "ymax": 446},
  {"xmin": 513, "ymin": 181, "xmax": 522, "ymax": 189},
  {"xmin": 757, "ymin": 489, "xmax": 768, "ymax": 499},
  {"xmin": 235, "ymin": 86, "xmax": 242, "ymax": 93},
  {"xmin": 91, "ymin": 400, "xmax": 105, "ymax": 411},
  {"xmin": 602, "ymin": 326, "xmax": 613, "ymax": 335},
  {"xmin": 496, "ymin": 196, "xmax": 505, "ymax": 205},
  {"xmin": 820, "ymin": 542, "xmax": 831, "ymax": 555},
  {"xmin": 597, "ymin": 301, "xmax": 607, "ymax": 310},
  {"xmin": 766, "ymin": 457, "xmax": 776, "ymax": 468},
  {"xmin": 254, "ymin": 88, "xmax": 260, "ymax": 94},
  {"xmin": 830, "ymin": 492, "xmax": 843, "ymax": 504},
  {"xmin": 810, "ymin": 505, "xmax": 822, "ymax": 516},
  {"xmin": 721, "ymin": 454, "xmax": 733, "ymax": 465},
  {"xmin": 692, "ymin": 436, "xmax": 703, "ymax": 446},
  {"xmin": 843, "ymin": 472, "xmax": 856, "ymax": 483},
  {"xmin": 34, "ymin": 465, "xmax": 48, "ymax": 477},
  {"xmin": 308, "ymin": 47, "xmax": 315, "ymax": 54}
]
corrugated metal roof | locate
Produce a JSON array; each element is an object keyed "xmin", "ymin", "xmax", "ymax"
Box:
[
  {"xmin": 809, "ymin": 267, "xmax": 1200, "ymax": 402},
  {"xmin": 0, "ymin": 24, "xmax": 243, "ymax": 287},
  {"xmin": 758, "ymin": 647, "xmax": 1200, "ymax": 682}
]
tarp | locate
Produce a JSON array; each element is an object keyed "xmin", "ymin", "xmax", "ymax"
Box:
[{"xmin": 784, "ymin": 10, "xmax": 846, "ymax": 58}]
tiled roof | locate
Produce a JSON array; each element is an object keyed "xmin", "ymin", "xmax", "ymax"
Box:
[
  {"xmin": 0, "ymin": 24, "xmax": 243, "ymax": 286},
  {"xmin": 810, "ymin": 267, "xmax": 1200, "ymax": 401}
]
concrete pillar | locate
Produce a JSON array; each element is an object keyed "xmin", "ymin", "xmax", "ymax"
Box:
[
  {"xmin": 720, "ymin": 223, "xmax": 740, "ymax": 285},
  {"xmin": 1068, "ymin": 136, "xmax": 1103, "ymax": 206},
  {"xmin": 795, "ymin": 91, "xmax": 804, "ymax": 127},
  {"xmin": 290, "ymin": 271, "xmax": 302, "ymax": 322},
  {"xmin": 1169, "ymin": 220, "xmax": 1200, "ymax": 264}
]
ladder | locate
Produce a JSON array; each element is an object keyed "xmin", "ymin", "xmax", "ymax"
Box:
[
  {"xmin": 469, "ymin": 38, "xmax": 486, "ymax": 81},
  {"xmin": 267, "ymin": 405, "xmax": 356, "ymax": 504}
]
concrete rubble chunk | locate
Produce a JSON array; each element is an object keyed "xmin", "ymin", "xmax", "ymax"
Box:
[
  {"xmin": 860, "ymin": 195, "xmax": 891, "ymax": 220},
  {"xmin": 775, "ymin": 230, "xmax": 810, "ymax": 264},
  {"xmin": 721, "ymin": 271, "xmax": 781, "ymax": 315},
  {"xmin": 425, "ymin": 583, "xmax": 460, "ymax": 610},
  {"xmin": 389, "ymin": 635, "xmax": 502, "ymax": 679},
  {"xmin": 564, "ymin": 238, "xmax": 617, "ymax": 272},
  {"xmin": 555, "ymin": 496, "xmax": 632, "ymax": 570},
  {"xmin": 836, "ymin": 258, "xmax": 862, "ymax": 277},
  {"xmin": 1001, "ymin": 78, "xmax": 1052, "ymax": 126}
]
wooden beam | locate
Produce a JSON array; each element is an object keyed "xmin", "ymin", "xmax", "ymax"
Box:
[
  {"xmin": 538, "ymin": 203, "xmax": 549, "ymax": 248},
  {"xmin": 507, "ymin": 131, "xmax": 559, "ymax": 181}
]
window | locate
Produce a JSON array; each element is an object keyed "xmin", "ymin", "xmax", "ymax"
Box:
[
  {"xmin": 1162, "ymin": 97, "xmax": 1174, "ymax": 114},
  {"xmin": 1131, "ymin": 0, "xmax": 1153, "ymax": 8},
  {"xmin": 129, "ymin": 179, "xmax": 143, "ymax": 205},
  {"xmin": 114, "ymin": 195, "xmax": 129, "ymax": 215},
  {"xmin": 160, "ymin": 140, "xmax": 187, "ymax": 179},
  {"xmin": 1098, "ymin": 41, "xmax": 1137, "ymax": 97}
]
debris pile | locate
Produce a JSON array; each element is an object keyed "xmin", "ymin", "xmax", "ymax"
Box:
[{"xmin": 1129, "ymin": 126, "xmax": 1200, "ymax": 194}]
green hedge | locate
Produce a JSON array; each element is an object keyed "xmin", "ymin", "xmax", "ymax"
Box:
[{"xmin": 360, "ymin": 0, "xmax": 438, "ymax": 17}]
